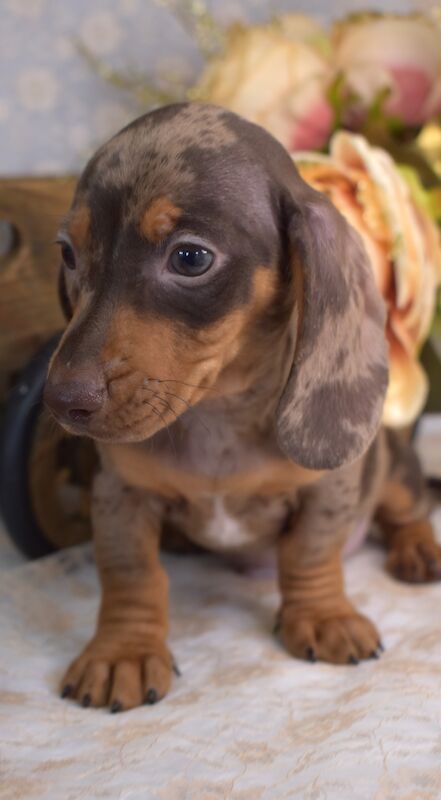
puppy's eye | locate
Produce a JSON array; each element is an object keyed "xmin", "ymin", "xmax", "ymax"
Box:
[
  {"xmin": 170, "ymin": 244, "xmax": 214, "ymax": 276},
  {"xmin": 59, "ymin": 242, "xmax": 76, "ymax": 270}
]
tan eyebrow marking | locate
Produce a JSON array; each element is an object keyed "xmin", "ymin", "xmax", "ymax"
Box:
[
  {"xmin": 140, "ymin": 196, "xmax": 182, "ymax": 244},
  {"xmin": 67, "ymin": 205, "xmax": 91, "ymax": 249}
]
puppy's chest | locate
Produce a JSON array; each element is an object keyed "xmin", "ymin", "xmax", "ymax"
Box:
[
  {"xmin": 167, "ymin": 422, "xmax": 293, "ymax": 550},
  {"xmin": 104, "ymin": 407, "xmax": 310, "ymax": 552},
  {"xmin": 167, "ymin": 490, "xmax": 292, "ymax": 552}
]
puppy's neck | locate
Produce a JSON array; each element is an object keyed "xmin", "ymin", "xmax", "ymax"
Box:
[{"xmin": 191, "ymin": 311, "xmax": 296, "ymax": 433}]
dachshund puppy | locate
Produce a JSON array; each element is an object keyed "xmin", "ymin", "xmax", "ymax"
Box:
[{"xmin": 44, "ymin": 102, "xmax": 441, "ymax": 712}]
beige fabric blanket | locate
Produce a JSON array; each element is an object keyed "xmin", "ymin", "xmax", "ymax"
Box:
[{"xmin": 0, "ymin": 423, "xmax": 440, "ymax": 800}]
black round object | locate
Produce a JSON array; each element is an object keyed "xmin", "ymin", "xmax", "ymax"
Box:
[{"xmin": 0, "ymin": 335, "xmax": 61, "ymax": 559}]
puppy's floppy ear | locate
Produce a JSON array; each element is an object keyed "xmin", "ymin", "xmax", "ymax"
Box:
[
  {"xmin": 58, "ymin": 267, "xmax": 73, "ymax": 321},
  {"xmin": 276, "ymin": 181, "xmax": 388, "ymax": 470}
]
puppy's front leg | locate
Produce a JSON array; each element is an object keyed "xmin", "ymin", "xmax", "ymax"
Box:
[
  {"xmin": 278, "ymin": 471, "xmax": 381, "ymax": 665},
  {"xmin": 61, "ymin": 471, "xmax": 172, "ymax": 711}
]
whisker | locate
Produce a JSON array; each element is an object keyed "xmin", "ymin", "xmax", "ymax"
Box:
[
  {"xmin": 160, "ymin": 389, "xmax": 192, "ymax": 409},
  {"xmin": 141, "ymin": 397, "xmax": 177, "ymax": 458},
  {"xmin": 107, "ymin": 385, "xmax": 178, "ymax": 428},
  {"xmin": 160, "ymin": 389, "xmax": 211, "ymax": 436},
  {"xmin": 147, "ymin": 393, "xmax": 180, "ymax": 426},
  {"xmin": 141, "ymin": 383, "xmax": 212, "ymax": 438},
  {"xmin": 99, "ymin": 370, "xmax": 215, "ymax": 444}
]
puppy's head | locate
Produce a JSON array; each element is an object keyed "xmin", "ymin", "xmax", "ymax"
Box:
[{"xmin": 45, "ymin": 102, "xmax": 388, "ymax": 469}]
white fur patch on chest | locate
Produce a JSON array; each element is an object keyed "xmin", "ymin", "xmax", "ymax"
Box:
[{"xmin": 199, "ymin": 496, "xmax": 258, "ymax": 550}]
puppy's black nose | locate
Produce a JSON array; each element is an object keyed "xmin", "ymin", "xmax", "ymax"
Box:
[{"xmin": 44, "ymin": 379, "xmax": 105, "ymax": 426}]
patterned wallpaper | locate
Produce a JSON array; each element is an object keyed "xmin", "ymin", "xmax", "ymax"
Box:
[{"xmin": 0, "ymin": 0, "xmax": 422, "ymax": 175}]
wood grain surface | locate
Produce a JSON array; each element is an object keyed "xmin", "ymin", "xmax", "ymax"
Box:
[{"xmin": 0, "ymin": 176, "xmax": 76, "ymax": 397}]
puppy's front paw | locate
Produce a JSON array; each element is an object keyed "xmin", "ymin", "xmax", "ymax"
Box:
[
  {"xmin": 60, "ymin": 635, "xmax": 173, "ymax": 712},
  {"xmin": 280, "ymin": 605, "xmax": 382, "ymax": 665}
]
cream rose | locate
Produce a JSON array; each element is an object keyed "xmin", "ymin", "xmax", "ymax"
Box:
[
  {"xmin": 192, "ymin": 21, "xmax": 333, "ymax": 152},
  {"xmin": 295, "ymin": 132, "xmax": 441, "ymax": 427},
  {"xmin": 333, "ymin": 14, "xmax": 441, "ymax": 126}
]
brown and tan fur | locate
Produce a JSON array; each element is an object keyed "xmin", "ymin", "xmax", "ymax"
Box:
[{"xmin": 44, "ymin": 103, "xmax": 441, "ymax": 712}]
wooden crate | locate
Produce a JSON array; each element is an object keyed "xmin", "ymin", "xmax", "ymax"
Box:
[{"xmin": 0, "ymin": 176, "xmax": 76, "ymax": 397}]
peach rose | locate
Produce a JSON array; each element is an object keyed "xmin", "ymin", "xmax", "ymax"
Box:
[
  {"xmin": 295, "ymin": 132, "xmax": 441, "ymax": 427},
  {"xmin": 333, "ymin": 15, "xmax": 441, "ymax": 127},
  {"xmin": 192, "ymin": 20, "xmax": 333, "ymax": 152}
]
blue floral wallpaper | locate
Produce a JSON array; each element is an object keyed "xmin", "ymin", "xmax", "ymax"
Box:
[{"xmin": 0, "ymin": 0, "xmax": 419, "ymax": 175}]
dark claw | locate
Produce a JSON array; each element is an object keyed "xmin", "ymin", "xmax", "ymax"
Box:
[
  {"xmin": 61, "ymin": 684, "xmax": 73, "ymax": 699},
  {"xmin": 428, "ymin": 560, "xmax": 441, "ymax": 577},
  {"xmin": 348, "ymin": 655, "xmax": 359, "ymax": 665},
  {"xmin": 82, "ymin": 693, "xmax": 91, "ymax": 708},
  {"xmin": 305, "ymin": 646, "xmax": 316, "ymax": 663},
  {"xmin": 172, "ymin": 660, "xmax": 182, "ymax": 677},
  {"xmin": 145, "ymin": 688, "xmax": 158, "ymax": 705},
  {"xmin": 369, "ymin": 650, "xmax": 380, "ymax": 659},
  {"xmin": 377, "ymin": 641, "xmax": 385, "ymax": 652},
  {"xmin": 110, "ymin": 700, "xmax": 122, "ymax": 714}
]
